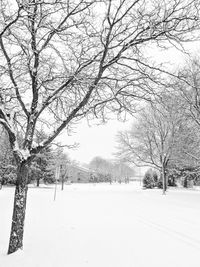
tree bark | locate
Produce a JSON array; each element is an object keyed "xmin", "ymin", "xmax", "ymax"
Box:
[
  {"xmin": 162, "ymin": 163, "xmax": 167, "ymax": 195},
  {"xmin": 8, "ymin": 162, "xmax": 29, "ymax": 254},
  {"xmin": 61, "ymin": 177, "xmax": 64, "ymax": 190},
  {"xmin": 36, "ymin": 177, "xmax": 40, "ymax": 187}
]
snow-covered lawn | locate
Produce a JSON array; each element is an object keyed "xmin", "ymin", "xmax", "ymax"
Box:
[{"xmin": 1, "ymin": 182, "xmax": 200, "ymax": 267}]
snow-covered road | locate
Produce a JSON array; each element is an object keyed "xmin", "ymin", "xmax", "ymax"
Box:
[{"xmin": 1, "ymin": 183, "xmax": 200, "ymax": 267}]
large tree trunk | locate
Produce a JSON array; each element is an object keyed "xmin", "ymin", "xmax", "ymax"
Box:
[{"xmin": 8, "ymin": 162, "xmax": 29, "ymax": 254}]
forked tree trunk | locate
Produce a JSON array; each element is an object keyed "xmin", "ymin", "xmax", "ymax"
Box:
[{"xmin": 8, "ymin": 162, "xmax": 29, "ymax": 254}]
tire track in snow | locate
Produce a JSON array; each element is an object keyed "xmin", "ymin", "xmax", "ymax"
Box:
[{"xmin": 136, "ymin": 215, "xmax": 200, "ymax": 250}]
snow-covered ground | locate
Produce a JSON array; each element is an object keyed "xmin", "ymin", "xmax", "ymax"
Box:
[{"xmin": 1, "ymin": 182, "xmax": 200, "ymax": 267}]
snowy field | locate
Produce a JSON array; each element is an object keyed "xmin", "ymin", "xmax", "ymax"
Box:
[{"xmin": 1, "ymin": 182, "xmax": 200, "ymax": 267}]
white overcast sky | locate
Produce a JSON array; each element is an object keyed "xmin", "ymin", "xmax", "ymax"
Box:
[
  {"xmin": 58, "ymin": 118, "xmax": 132, "ymax": 164},
  {"xmin": 58, "ymin": 42, "xmax": 199, "ymax": 165}
]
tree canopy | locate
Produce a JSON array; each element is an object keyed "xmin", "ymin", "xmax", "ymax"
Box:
[{"xmin": 0, "ymin": 0, "xmax": 199, "ymax": 164}]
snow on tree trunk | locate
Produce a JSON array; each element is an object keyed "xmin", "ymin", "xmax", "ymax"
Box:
[{"xmin": 8, "ymin": 163, "xmax": 28, "ymax": 254}]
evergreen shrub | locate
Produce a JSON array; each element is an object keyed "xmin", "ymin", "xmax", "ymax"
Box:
[{"xmin": 143, "ymin": 169, "xmax": 155, "ymax": 189}]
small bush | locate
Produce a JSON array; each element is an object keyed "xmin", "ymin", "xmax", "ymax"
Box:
[
  {"xmin": 1, "ymin": 164, "xmax": 17, "ymax": 185},
  {"xmin": 152, "ymin": 171, "xmax": 158, "ymax": 184},
  {"xmin": 143, "ymin": 170, "xmax": 155, "ymax": 189}
]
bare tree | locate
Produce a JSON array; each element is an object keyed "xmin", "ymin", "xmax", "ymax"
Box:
[
  {"xmin": 169, "ymin": 57, "xmax": 200, "ymax": 164},
  {"xmin": 116, "ymin": 95, "xmax": 188, "ymax": 193},
  {"xmin": 89, "ymin": 156, "xmax": 114, "ymax": 182},
  {"xmin": 54, "ymin": 148, "xmax": 70, "ymax": 190},
  {"xmin": 112, "ymin": 160, "xmax": 134, "ymax": 183},
  {"xmin": 89, "ymin": 156, "xmax": 110, "ymax": 173},
  {"xmin": 0, "ymin": 0, "xmax": 199, "ymax": 253},
  {"xmin": 176, "ymin": 58, "xmax": 200, "ymax": 128}
]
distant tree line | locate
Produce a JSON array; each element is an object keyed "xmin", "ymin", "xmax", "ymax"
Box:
[
  {"xmin": 0, "ymin": 129, "xmax": 134, "ymax": 187},
  {"xmin": 89, "ymin": 156, "xmax": 134, "ymax": 184}
]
